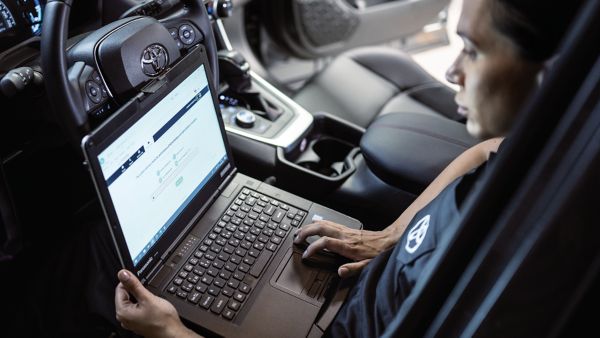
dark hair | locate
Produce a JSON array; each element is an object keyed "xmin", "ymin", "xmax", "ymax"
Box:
[{"xmin": 491, "ymin": 0, "xmax": 584, "ymax": 62}]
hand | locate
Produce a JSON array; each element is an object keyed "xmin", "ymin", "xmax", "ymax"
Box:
[
  {"xmin": 114, "ymin": 269, "xmax": 201, "ymax": 338},
  {"xmin": 293, "ymin": 220, "xmax": 394, "ymax": 278}
]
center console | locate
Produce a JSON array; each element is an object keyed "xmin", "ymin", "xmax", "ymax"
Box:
[{"xmin": 212, "ymin": 11, "xmax": 416, "ymax": 227}]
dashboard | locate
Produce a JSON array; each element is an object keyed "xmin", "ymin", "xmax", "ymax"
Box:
[{"xmin": 0, "ymin": 0, "xmax": 43, "ymax": 52}]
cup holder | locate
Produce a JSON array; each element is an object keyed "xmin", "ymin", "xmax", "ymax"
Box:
[
  {"xmin": 292, "ymin": 136, "xmax": 355, "ymax": 178},
  {"xmin": 313, "ymin": 138, "xmax": 354, "ymax": 164}
]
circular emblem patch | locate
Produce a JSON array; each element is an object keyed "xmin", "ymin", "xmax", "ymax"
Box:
[{"xmin": 405, "ymin": 215, "xmax": 430, "ymax": 254}]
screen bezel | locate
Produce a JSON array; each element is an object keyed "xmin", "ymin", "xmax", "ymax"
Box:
[{"xmin": 82, "ymin": 46, "xmax": 236, "ymax": 279}]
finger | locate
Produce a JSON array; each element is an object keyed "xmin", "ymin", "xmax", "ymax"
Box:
[
  {"xmin": 294, "ymin": 221, "xmax": 340, "ymax": 244},
  {"xmin": 338, "ymin": 259, "xmax": 372, "ymax": 278},
  {"xmin": 115, "ymin": 283, "xmax": 132, "ymax": 307},
  {"xmin": 118, "ymin": 269, "xmax": 153, "ymax": 303},
  {"xmin": 302, "ymin": 236, "xmax": 349, "ymax": 259}
]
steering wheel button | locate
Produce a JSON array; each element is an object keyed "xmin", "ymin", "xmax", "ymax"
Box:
[
  {"xmin": 86, "ymin": 81, "xmax": 102, "ymax": 104},
  {"xmin": 101, "ymin": 86, "xmax": 108, "ymax": 98},
  {"xmin": 169, "ymin": 28, "xmax": 178, "ymax": 38},
  {"xmin": 178, "ymin": 24, "xmax": 196, "ymax": 45},
  {"xmin": 92, "ymin": 72, "xmax": 102, "ymax": 83}
]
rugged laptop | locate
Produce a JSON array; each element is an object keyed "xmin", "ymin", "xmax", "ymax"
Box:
[{"xmin": 82, "ymin": 46, "xmax": 361, "ymax": 337}]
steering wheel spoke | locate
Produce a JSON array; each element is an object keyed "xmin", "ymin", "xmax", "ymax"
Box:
[{"xmin": 41, "ymin": 0, "xmax": 218, "ymax": 146}]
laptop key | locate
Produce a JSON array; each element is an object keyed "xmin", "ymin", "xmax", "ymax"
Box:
[
  {"xmin": 223, "ymin": 245, "xmax": 235, "ymax": 254},
  {"xmin": 241, "ymin": 240, "xmax": 252, "ymax": 250},
  {"xmin": 218, "ymin": 253, "xmax": 230, "ymax": 262},
  {"xmin": 230, "ymin": 255, "xmax": 242, "ymax": 264},
  {"xmin": 266, "ymin": 242, "xmax": 277, "ymax": 251},
  {"xmin": 174, "ymin": 278, "xmax": 183, "ymax": 286},
  {"xmin": 223, "ymin": 309, "xmax": 236, "ymax": 321},
  {"xmin": 229, "ymin": 239, "xmax": 240, "ymax": 247},
  {"xmin": 222, "ymin": 286, "xmax": 235, "ymax": 297},
  {"xmin": 213, "ymin": 259, "xmax": 225, "ymax": 269},
  {"xmin": 207, "ymin": 267, "xmax": 219, "ymax": 277},
  {"xmin": 233, "ymin": 271, "xmax": 245, "ymax": 281},
  {"xmin": 188, "ymin": 291, "xmax": 202, "ymax": 304},
  {"xmin": 211, "ymin": 295, "xmax": 228, "ymax": 314},
  {"xmin": 253, "ymin": 242, "xmax": 265, "ymax": 251},
  {"xmin": 270, "ymin": 236, "xmax": 282, "ymax": 245},
  {"xmin": 239, "ymin": 283, "xmax": 251, "ymax": 294},
  {"xmin": 233, "ymin": 291, "xmax": 246, "ymax": 302},
  {"xmin": 214, "ymin": 277, "xmax": 226, "ymax": 288},
  {"xmin": 179, "ymin": 271, "xmax": 189, "ymax": 279},
  {"xmin": 177, "ymin": 291, "xmax": 188, "ymax": 299},
  {"xmin": 216, "ymin": 238, "xmax": 227, "ymax": 246},
  {"xmin": 227, "ymin": 278, "xmax": 239, "ymax": 289},
  {"xmin": 225, "ymin": 262, "xmax": 236, "ymax": 272},
  {"xmin": 167, "ymin": 285, "xmax": 177, "ymax": 293},
  {"xmin": 257, "ymin": 234, "xmax": 269, "ymax": 243},
  {"xmin": 248, "ymin": 248, "xmax": 260, "ymax": 257},
  {"xmin": 243, "ymin": 256, "xmax": 255, "ymax": 265},
  {"xmin": 239, "ymin": 263, "xmax": 250, "ymax": 273},
  {"xmin": 228, "ymin": 299, "xmax": 241, "ymax": 311},
  {"xmin": 193, "ymin": 268, "xmax": 205, "ymax": 276},
  {"xmin": 195, "ymin": 284, "xmax": 207, "ymax": 293},
  {"xmin": 208, "ymin": 286, "xmax": 221, "ymax": 296},
  {"xmin": 271, "ymin": 209, "xmax": 285, "ymax": 223},
  {"xmin": 219, "ymin": 270, "xmax": 232, "ymax": 280},
  {"xmin": 199, "ymin": 295, "xmax": 214, "ymax": 309},
  {"xmin": 201, "ymin": 276, "xmax": 214, "ymax": 285},
  {"xmin": 187, "ymin": 274, "xmax": 200, "ymax": 284},
  {"xmin": 249, "ymin": 250, "xmax": 272, "ymax": 278}
]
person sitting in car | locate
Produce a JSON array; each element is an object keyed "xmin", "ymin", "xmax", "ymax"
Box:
[{"xmin": 113, "ymin": 0, "xmax": 584, "ymax": 337}]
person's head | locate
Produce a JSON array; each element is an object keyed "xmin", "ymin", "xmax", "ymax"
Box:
[{"xmin": 446, "ymin": 0, "xmax": 584, "ymax": 139}]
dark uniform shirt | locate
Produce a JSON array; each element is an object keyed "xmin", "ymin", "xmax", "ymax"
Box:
[{"xmin": 328, "ymin": 155, "xmax": 494, "ymax": 337}]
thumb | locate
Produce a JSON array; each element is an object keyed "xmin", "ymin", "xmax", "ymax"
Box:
[
  {"xmin": 338, "ymin": 259, "xmax": 372, "ymax": 278},
  {"xmin": 118, "ymin": 269, "xmax": 152, "ymax": 302}
]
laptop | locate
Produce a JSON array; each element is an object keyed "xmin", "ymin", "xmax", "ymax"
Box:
[{"xmin": 81, "ymin": 46, "xmax": 362, "ymax": 338}]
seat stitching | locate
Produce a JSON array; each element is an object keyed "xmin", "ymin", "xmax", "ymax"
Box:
[{"xmin": 370, "ymin": 124, "xmax": 472, "ymax": 148}]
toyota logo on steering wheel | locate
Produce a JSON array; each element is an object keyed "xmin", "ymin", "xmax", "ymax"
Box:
[{"xmin": 141, "ymin": 44, "xmax": 169, "ymax": 77}]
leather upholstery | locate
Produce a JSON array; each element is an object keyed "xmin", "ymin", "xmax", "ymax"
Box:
[
  {"xmin": 361, "ymin": 112, "xmax": 476, "ymax": 193},
  {"xmin": 294, "ymin": 46, "xmax": 463, "ymax": 128},
  {"xmin": 295, "ymin": 46, "xmax": 478, "ymax": 192}
]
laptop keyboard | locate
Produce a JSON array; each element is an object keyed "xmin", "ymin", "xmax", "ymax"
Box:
[{"xmin": 165, "ymin": 187, "xmax": 307, "ymax": 321}]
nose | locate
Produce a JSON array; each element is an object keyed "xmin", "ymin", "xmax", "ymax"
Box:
[{"xmin": 445, "ymin": 55, "xmax": 463, "ymax": 86}]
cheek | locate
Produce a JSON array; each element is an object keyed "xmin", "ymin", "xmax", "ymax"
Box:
[{"xmin": 466, "ymin": 65, "xmax": 513, "ymax": 136}]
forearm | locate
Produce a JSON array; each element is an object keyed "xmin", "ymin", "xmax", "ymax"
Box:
[{"xmin": 382, "ymin": 137, "xmax": 504, "ymax": 243}]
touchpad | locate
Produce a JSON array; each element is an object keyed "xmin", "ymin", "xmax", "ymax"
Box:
[{"xmin": 272, "ymin": 248, "xmax": 333, "ymax": 304}]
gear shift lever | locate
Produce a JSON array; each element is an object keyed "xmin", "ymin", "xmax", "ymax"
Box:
[
  {"xmin": 218, "ymin": 50, "xmax": 283, "ymax": 122},
  {"xmin": 218, "ymin": 50, "xmax": 251, "ymax": 92}
]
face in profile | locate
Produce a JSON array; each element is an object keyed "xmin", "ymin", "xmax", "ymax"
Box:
[{"xmin": 446, "ymin": 0, "xmax": 543, "ymax": 140}]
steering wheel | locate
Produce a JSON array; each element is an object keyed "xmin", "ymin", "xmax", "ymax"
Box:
[{"xmin": 41, "ymin": 0, "xmax": 219, "ymax": 145}]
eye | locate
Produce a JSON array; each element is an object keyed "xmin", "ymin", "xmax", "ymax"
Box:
[{"xmin": 462, "ymin": 47, "xmax": 477, "ymax": 60}]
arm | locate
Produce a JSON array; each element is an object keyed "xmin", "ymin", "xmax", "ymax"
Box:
[
  {"xmin": 294, "ymin": 137, "xmax": 503, "ymax": 277},
  {"xmin": 115, "ymin": 270, "xmax": 203, "ymax": 338}
]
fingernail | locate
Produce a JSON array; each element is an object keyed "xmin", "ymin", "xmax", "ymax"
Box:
[
  {"xmin": 302, "ymin": 251, "xmax": 308, "ymax": 259},
  {"xmin": 119, "ymin": 270, "xmax": 130, "ymax": 282}
]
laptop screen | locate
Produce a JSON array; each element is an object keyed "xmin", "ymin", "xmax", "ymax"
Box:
[{"xmin": 96, "ymin": 64, "xmax": 228, "ymax": 266}]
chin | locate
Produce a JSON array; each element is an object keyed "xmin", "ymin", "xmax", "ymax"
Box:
[{"xmin": 466, "ymin": 119, "xmax": 486, "ymax": 140}]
